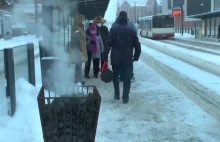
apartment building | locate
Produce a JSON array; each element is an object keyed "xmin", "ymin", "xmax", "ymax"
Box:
[{"xmin": 117, "ymin": 0, "xmax": 162, "ymax": 24}]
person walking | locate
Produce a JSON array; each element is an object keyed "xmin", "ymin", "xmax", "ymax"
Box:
[
  {"xmin": 103, "ymin": 11, "xmax": 141, "ymax": 104},
  {"xmin": 111, "ymin": 11, "xmax": 137, "ymax": 81},
  {"xmin": 88, "ymin": 24, "xmax": 104, "ymax": 78}
]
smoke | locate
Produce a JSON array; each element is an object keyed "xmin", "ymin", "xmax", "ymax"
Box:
[{"xmin": 36, "ymin": 0, "xmax": 85, "ymax": 96}]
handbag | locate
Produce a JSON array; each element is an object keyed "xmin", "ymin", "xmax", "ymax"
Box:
[{"xmin": 101, "ymin": 61, "xmax": 113, "ymax": 83}]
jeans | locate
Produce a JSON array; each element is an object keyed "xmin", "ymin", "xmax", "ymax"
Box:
[
  {"xmin": 112, "ymin": 65, "xmax": 132, "ymax": 101},
  {"xmin": 75, "ymin": 64, "xmax": 82, "ymax": 83}
]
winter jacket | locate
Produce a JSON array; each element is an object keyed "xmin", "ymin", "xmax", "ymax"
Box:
[
  {"xmin": 69, "ymin": 24, "xmax": 88, "ymax": 63},
  {"xmin": 104, "ymin": 23, "xmax": 141, "ymax": 67},
  {"xmin": 99, "ymin": 25, "xmax": 109, "ymax": 48},
  {"xmin": 111, "ymin": 18, "xmax": 137, "ymax": 33},
  {"xmin": 90, "ymin": 35, "xmax": 104, "ymax": 59}
]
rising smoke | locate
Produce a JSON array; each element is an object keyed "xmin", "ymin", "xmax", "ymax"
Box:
[{"xmin": 13, "ymin": 0, "xmax": 83, "ymax": 95}]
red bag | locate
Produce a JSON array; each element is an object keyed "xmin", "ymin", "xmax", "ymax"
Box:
[{"xmin": 101, "ymin": 61, "xmax": 113, "ymax": 83}]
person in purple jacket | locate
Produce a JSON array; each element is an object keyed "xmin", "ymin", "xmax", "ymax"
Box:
[{"xmin": 103, "ymin": 12, "xmax": 141, "ymax": 104}]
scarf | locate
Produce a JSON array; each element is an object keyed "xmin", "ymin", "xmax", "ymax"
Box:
[{"xmin": 89, "ymin": 24, "xmax": 98, "ymax": 52}]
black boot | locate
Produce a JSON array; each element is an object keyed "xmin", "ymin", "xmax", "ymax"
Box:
[
  {"xmin": 85, "ymin": 75, "xmax": 90, "ymax": 79},
  {"xmin": 123, "ymin": 100, "xmax": 128, "ymax": 104},
  {"xmin": 114, "ymin": 95, "xmax": 120, "ymax": 100}
]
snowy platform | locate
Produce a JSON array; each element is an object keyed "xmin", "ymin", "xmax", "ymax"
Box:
[{"xmin": 0, "ymin": 58, "xmax": 220, "ymax": 142}]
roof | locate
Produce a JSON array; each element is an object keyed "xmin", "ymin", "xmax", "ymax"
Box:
[
  {"xmin": 187, "ymin": 11, "xmax": 220, "ymax": 19},
  {"xmin": 78, "ymin": 0, "xmax": 110, "ymax": 20}
]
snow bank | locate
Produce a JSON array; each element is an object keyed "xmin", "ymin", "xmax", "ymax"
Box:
[
  {"xmin": 175, "ymin": 33, "xmax": 220, "ymax": 46},
  {"xmin": 175, "ymin": 33, "xmax": 195, "ymax": 39},
  {"xmin": 139, "ymin": 37, "xmax": 220, "ymax": 77},
  {"xmin": 0, "ymin": 78, "xmax": 43, "ymax": 142},
  {"xmin": 0, "ymin": 35, "xmax": 42, "ymax": 50}
]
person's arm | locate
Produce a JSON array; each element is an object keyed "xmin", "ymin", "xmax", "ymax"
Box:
[
  {"xmin": 103, "ymin": 28, "xmax": 114, "ymax": 61},
  {"xmin": 99, "ymin": 35, "xmax": 104, "ymax": 53},
  {"xmin": 132, "ymin": 32, "xmax": 141, "ymax": 61}
]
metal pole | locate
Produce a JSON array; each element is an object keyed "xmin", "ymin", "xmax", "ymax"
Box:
[
  {"xmin": 135, "ymin": 2, "xmax": 136, "ymax": 23},
  {"xmin": 155, "ymin": 0, "xmax": 157, "ymax": 15},
  {"xmin": 35, "ymin": 0, "xmax": 39, "ymax": 37},
  {"xmin": 181, "ymin": 5, "xmax": 184, "ymax": 36},
  {"xmin": 1, "ymin": 12, "xmax": 4, "ymax": 37}
]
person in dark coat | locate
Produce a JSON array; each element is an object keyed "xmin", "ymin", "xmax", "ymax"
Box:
[
  {"xmin": 112, "ymin": 11, "xmax": 137, "ymax": 81},
  {"xmin": 94, "ymin": 16, "xmax": 109, "ymax": 68},
  {"xmin": 84, "ymin": 22, "xmax": 93, "ymax": 78},
  {"xmin": 103, "ymin": 12, "xmax": 141, "ymax": 104}
]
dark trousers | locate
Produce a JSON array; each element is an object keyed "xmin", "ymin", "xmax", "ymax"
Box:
[
  {"xmin": 93, "ymin": 58, "xmax": 100, "ymax": 76},
  {"xmin": 101, "ymin": 53, "xmax": 104, "ymax": 69},
  {"xmin": 112, "ymin": 65, "xmax": 132, "ymax": 101},
  {"xmin": 120, "ymin": 63, "xmax": 134, "ymax": 79},
  {"xmin": 84, "ymin": 51, "xmax": 92, "ymax": 76}
]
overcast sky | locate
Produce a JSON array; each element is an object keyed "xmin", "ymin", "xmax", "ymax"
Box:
[{"xmin": 104, "ymin": 0, "xmax": 162, "ymax": 22}]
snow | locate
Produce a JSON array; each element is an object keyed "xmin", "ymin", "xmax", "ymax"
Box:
[
  {"xmin": 141, "ymin": 44, "xmax": 220, "ymax": 95},
  {"xmin": 164, "ymin": 40, "xmax": 220, "ymax": 54},
  {"xmin": 41, "ymin": 57, "xmax": 60, "ymax": 60},
  {"xmin": 1, "ymin": 57, "xmax": 220, "ymax": 141},
  {"xmin": 175, "ymin": 33, "xmax": 195, "ymax": 39},
  {"xmin": 175, "ymin": 33, "xmax": 220, "ymax": 46},
  {"xmin": 144, "ymin": 38, "xmax": 220, "ymax": 66},
  {"xmin": 0, "ymin": 35, "xmax": 42, "ymax": 50}
]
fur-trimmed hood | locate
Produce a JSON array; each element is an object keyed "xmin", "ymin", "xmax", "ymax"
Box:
[{"xmin": 93, "ymin": 16, "xmax": 103, "ymax": 24}]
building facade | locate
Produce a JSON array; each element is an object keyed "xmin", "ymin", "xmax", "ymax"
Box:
[
  {"xmin": 117, "ymin": 0, "xmax": 162, "ymax": 24},
  {"xmin": 161, "ymin": 0, "xmax": 196, "ymax": 35},
  {"xmin": 187, "ymin": 0, "xmax": 220, "ymax": 38}
]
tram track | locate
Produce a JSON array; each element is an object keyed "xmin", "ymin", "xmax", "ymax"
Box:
[
  {"xmin": 157, "ymin": 39, "xmax": 220, "ymax": 56},
  {"xmin": 168, "ymin": 38, "xmax": 220, "ymax": 50},
  {"xmin": 139, "ymin": 36, "xmax": 220, "ymax": 77}
]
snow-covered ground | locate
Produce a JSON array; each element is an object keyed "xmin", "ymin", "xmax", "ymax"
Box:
[
  {"xmin": 175, "ymin": 33, "xmax": 195, "ymax": 39},
  {"xmin": 141, "ymin": 37, "xmax": 220, "ymax": 66},
  {"xmin": 164, "ymin": 40, "xmax": 220, "ymax": 54},
  {"xmin": 0, "ymin": 35, "xmax": 42, "ymax": 50},
  {"xmin": 0, "ymin": 57, "xmax": 220, "ymax": 142},
  {"xmin": 175, "ymin": 33, "xmax": 220, "ymax": 46},
  {"xmin": 141, "ymin": 44, "xmax": 220, "ymax": 96}
]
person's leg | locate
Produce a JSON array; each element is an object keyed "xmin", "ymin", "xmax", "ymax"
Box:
[
  {"xmin": 93, "ymin": 58, "xmax": 100, "ymax": 77},
  {"xmin": 85, "ymin": 51, "xmax": 92, "ymax": 78},
  {"xmin": 75, "ymin": 64, "xmax": 83, "ymax": 83},
  {"xmin": 112, "ymin": 65, "xmax": 120, "ymax": 99},
  {"xmin": 101, "ymin": 53, "xmax": 104, "ymax": 70},
  {"xmin": 121, "ymin": 67, "xmax": 132, "ymax": 103}
]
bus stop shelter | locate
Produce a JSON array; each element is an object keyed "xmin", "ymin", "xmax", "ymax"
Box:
[
  {"xmin": 188, "ymin": 11, "xmax": 220, "ymax": 38},
  {"xmin": 40, "ymin": 0, "xmax": 110, "ymax": 53}
]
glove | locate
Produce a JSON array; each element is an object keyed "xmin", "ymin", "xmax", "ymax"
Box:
[{"xmin": 102, "ymin": 61, "xmax": 108, "ymax": 72}]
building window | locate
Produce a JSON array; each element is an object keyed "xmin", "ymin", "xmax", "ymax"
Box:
[{"xmin": 168, "ymin": 0, "xmax": 172, "ymax": 9}]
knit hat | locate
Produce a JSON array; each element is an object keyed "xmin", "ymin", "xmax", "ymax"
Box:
[
  {"xmin": 89, "ymin": 24, "xmax": 97, "ymax": 31},
  {"xmin": 119, "ymin": 11, "xmax": 127, "ymax": 18}
]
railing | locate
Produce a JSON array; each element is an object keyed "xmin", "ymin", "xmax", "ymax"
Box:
[{"xmin": 0, "ymin": 43, "xmax": 36, "ymax": 116}]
